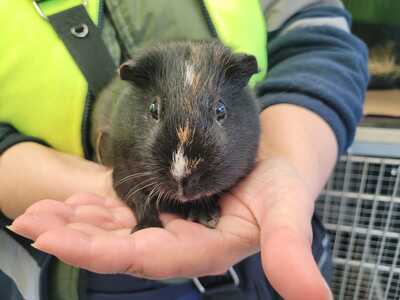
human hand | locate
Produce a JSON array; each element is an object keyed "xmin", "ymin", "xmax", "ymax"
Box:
[
  {"xmin": 9, "ymin": 158, "xmax": 332, "ymax": 300},
  {"xmin": 8, "ymin": 182, "xmax": 260, "ymax": 279}
]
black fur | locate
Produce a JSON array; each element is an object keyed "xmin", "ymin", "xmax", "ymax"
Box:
[{"xmin": 92, "ymin": 40, "xmax": 260, "ymax": 231}]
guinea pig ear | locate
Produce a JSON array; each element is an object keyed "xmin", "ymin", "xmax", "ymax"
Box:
[
  {"xmin": 225, "ymin": 54, "xmax": 259, "ymax": 88},
  {"xmin": 95, "ymin": 130, "xmax": 111, "ymax": 166},
  {"xmin": 119, "ymin": 60, "xmax": 136, "ymax": 81},
  {"xmin": 118, "ymin": 59, "xmax": 155, "ymax": 88}
]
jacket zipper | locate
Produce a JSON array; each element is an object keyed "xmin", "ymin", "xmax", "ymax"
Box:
[{"xmin": 198, "ymin": 0, "xmax": 218, "ymax": 38}]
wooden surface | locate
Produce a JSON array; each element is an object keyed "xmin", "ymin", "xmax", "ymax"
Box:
[{"xmin": 364, "ymin": 90, "xmax": 400, "ymax": 117}]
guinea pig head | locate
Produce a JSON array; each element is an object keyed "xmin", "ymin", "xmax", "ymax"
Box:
[{"xmin": 113, "ymin": 41, "xmax": 260, "ymax": 203}]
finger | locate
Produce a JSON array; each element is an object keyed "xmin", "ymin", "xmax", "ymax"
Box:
[
  {"xmin": 261, "ymin": 226, "xmax": 333, "ymax": 300},
  {"xmin": 109, "ymin": 206, "xmax": 136, "ymax": 228},
  {"xmin": 32, "ymin": 219, "xmax": 246, "ymax": 279},
  {"xmin": 32, "ymin": 226, "xmax": 174, "ymax": 275},
  {"xmin": 66, "ymin": 193, "xmax": 123, "ymax": 208},
  {"xmin": 10, "ymin": 212, "xmax": 68, "ymax": 240},
  {"xmin": 255, "ymin": 183, "xmax": 333, "ymax": 300},
  {"xmin": 136, "ymin": 219, "xmax": 251, "ymax": 278},
  {"xmin": 25, "ymin": 198, "xmax": 74, "ymax": 216},
  {"xmin": 33, "ymin": 227, "xmax": 135, "ymax": 274},
  {"xmin": 158, "ymin": 212, "xmax": 183, "ymax": 225},
  {"xmin": 72, "ymin": 204, "xmax": 135, "ymax": 230},
  {"xmin": 67, "ymin": 194, "xmax": 136, "ymax": 228},
  {"xmin": 11, "ymin": 204, "xmax": 134, "ymax": 242},
  {"xmin": 68, "ymin": 222, "xmax": 131, "ymax": 236}
]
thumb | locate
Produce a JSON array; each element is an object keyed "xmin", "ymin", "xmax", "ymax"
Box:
[{"xmin": 261, "ymin": 224, "xmax": 333, "ymax": 300}]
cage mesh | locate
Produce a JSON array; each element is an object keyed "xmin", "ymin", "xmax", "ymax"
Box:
[{"xmin": 315, "ymin": 155, "xmax": 400, "ymax": 300}]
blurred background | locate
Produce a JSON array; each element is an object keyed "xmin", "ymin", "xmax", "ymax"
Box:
[{"xmin": 315, "ymin": 1, "xmax": 400, "ymax": 299}]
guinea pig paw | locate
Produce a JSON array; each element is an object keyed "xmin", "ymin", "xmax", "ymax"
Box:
[
  {"xmin": 187, "ymin": 209, "xmax": 219, "ymax": 229},
  {"xmin": 131, "ymin": 218, "xmax": 164, "ymax": 234},
  {"xmin": 204, "ymin": 217, "xmax": 219, "ymax": 229}
]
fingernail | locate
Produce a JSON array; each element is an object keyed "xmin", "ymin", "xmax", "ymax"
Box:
[
  {"xmin": 31, "ymin": 243, "xmax": 40, "ymax": 250},
  {"xmin": 6, "ymin": 225, "xmax": 15, "ymax": 232}
]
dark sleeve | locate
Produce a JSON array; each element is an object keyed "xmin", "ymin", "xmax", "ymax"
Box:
[
  {"xmin": 257, "ymin": 5, "xmax": 369, "ymax": 154},
  {"xmin": 0, "ymin": 123, "xmax": 49, "ymax": 155}
]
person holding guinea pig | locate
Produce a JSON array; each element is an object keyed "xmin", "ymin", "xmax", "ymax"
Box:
[{"xmin": 0, "ymin": 1, "xmax": 368, "ymax": 300}]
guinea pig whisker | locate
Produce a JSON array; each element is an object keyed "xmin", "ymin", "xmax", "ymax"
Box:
[
  {"xmin": 122, "ymin": 176, "xmax": 154, "ymax": 194},
  {"xmin": 116, "ymin": 171, "xmax": 156, "ymax": 187},
  {"xmin": 156, "ymin": 186, "xmax": 170, "ymax": 211},
  {"xmin": 156, "ymin": 189, "xmax": 167, "ymax": 211},
  {"xmin": 145, "ymin": 183, "xmax": 161, "ymax": 211},
  {"xmin": 126, "ymin": 182, "xmax": 156, "ymax": 203},
  {"xmin": 148, "ymin": 184, "xmax": 159, "ymax": 198},
  {"xmin": 155, "ymin": 184, "xmax": 164, "ymax": 207},
  {"xmin": 115, "ymin": 174, "xmax": 147, "ymax": 187},
  {"xmin": 125, "ymin": 178, "xmax": 159, "ymax": 201},
  {"xmin": 155, "ymin": 189, "xmax": 163, "ymax": 211}
]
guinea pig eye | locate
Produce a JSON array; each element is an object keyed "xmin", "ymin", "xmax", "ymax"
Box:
[
  {"xmin": 149, "ymin": 101, "xmax": 159, "ymax": 120},
  {"xmin": 215, "ymin": 100, "xmax": 227, "ymax": 124}
]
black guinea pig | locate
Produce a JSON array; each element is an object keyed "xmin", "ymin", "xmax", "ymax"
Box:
[{"xmin": 91, "ymin": 40, "xmax": 260, "ymax": 232}]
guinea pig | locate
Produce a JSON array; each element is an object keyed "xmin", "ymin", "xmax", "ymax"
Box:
[{"xmin": 91, "ymin": 40, "xmax": 260, "ymax": 232}]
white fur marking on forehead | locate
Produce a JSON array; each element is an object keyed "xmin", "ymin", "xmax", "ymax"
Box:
[
  {"xmin": 171, "ymin": 146, "xmax": 190, "ymax": 181},
  {"xmin": 185, "ymin": 62, "xmax": 195, "ymax": 87}
]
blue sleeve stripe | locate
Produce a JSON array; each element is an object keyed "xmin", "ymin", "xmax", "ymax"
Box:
[{"xmin": 258, "ymin": 6, "xmax": 369, "ymax": 153}]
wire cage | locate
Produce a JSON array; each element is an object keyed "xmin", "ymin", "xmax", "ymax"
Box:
[{"xmin": 315, "ymin": 126, "xmax": 400, "ymax": 300}]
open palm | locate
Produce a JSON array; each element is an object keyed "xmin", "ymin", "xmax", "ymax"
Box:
[{"xmin": 10, "ymin": 159, "xmax": 332, "ymax": 300}]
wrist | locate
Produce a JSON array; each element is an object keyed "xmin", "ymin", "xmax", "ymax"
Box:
[
  {"xmin": 0, "ymin": 142, "xmax": 116, "ymax": 218},
  {"xmin": 257, "ymin": 104, "xmax": 338, "ymax": 198}
]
